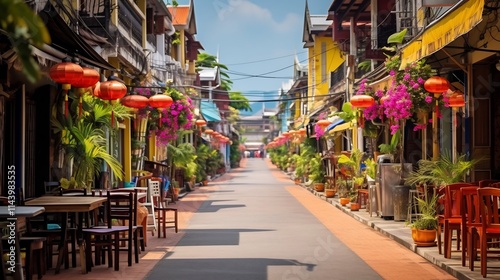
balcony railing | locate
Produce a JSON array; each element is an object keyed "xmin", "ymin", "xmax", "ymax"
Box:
[{"xmin": 118, "ymin": 0, "xmax": 142, "ymax": 45}]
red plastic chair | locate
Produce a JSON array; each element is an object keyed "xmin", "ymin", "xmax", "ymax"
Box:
[{"xmin": 476, "ymin": 187, "xmax": 500, "ymax": 277}]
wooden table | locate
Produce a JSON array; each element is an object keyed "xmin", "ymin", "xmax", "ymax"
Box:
[
  {"xmin": 0, "ymin": 206, "xmax": 45, "ymax": 280},
  {"xmin": 25, "ymin": 196, "xmax": 106, "ymax": 274}
]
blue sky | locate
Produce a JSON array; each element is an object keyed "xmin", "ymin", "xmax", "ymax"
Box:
[{"xmin": 175, "ymin": 0, "xmax": 333, "ymax": 100}]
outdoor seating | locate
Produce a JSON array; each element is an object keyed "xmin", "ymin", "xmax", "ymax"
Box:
[
  {"xmin": 83, "ymin": 191, "xmax": 140, "ymax": 271},
  {"xmin": 459, "ymin": 186, "xmax": 480, "ymax": 269},
  {"xmin": 1, "ymin": 236, "xmax": 47, "ymax": 280},
  {"xmin": 442, "ymin": 183, "xmax": 472, "ymax": 258},
  {"xmin": 149, "ymin": 178, "xmax": 178, "ymax": 237},
  {"xmin": 476, "ymin": 187, "xmax": 500, "ymax": 278}
]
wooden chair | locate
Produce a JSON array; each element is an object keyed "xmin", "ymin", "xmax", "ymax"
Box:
[
  {"xmin": 83, "ymin": 191, "xmax": 140, "ymax": 271},
  {"xmin": 476, "ymin": 187, "xmax": 500, "ymax": 278},
  {"xmin": 460, "ymin": 186, "xmax": 480, "ymax": 269},
  {"xmin": 442, "ymin": 183, "xmax": 472, "ymax": 258},
  {"xmin": 149, "ymin": 178, "xmax": 178, "ymax": 238},
  {"xmin": 2, "ymin": 236, "xmax": 46, "ymax": 280},
  {"xmin": 43, "ymin": 181, "xmax": 61, "ymax": 195}
]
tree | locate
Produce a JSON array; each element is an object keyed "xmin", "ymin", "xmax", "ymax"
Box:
[
  {"xmin": 196, "ymin": 52, "xmax": 233, "ymax": 91},
  {"xmin": 229, "ymin": 91, "xmax": 251, "ymax": 112}
]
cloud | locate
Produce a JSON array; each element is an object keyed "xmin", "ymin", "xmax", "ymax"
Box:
[{"xmin": 213, "ymin": 0, "xmax": 300, "ymax": 33}]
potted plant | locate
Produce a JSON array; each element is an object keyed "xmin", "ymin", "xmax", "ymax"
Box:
[
  {"xmin": 408, "ymin": 194, "xmax": 439, "ymax": 246},
  {"xmin": 309, "ymin": 153, "xmax": 325, "ymax": 192},
  {"xmin": 364, "ymin": 157, "xmax": 377, "ymax": 186},
  {"xmin": 324, "ymin": 182, "xmax": 337, "ymax": 198},
  {"xmin": 405, "ymin": 151, "xmax": 479, "ymax": 189},
  {"xmin": 338, "ymin": 179, "xmax": 352, "ymax": 206}
]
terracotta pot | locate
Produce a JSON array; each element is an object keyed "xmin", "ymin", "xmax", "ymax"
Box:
[
  {"xmin": 202, "ymin": 180, "xmax": 208, "ymax": 186},
  {"xmin": 340, "ymin": 197, "xmax": 350, "ymax": 206},
  {"xmin": 411, "ymin": 228, "xmax": 437, "ymax": 246},
  {"xmin": 325, "ymin": 189, "xmax": 336, "ymax": 198},
  {"xmin": 314, "ymin": 183, "xmax": 325, "ymax": 192},
  {"xmin": 350, "ymin": 202, "xmax": 360, "ymax": 211},
  {"xmin": 294, "ymin": 178, "xmax": 301, "ymax": 185}
]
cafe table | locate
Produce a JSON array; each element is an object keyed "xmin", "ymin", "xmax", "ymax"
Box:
[
  {"xmin": 0, "ymin": 206, "xmax": 45, "ymax": 280},
  {"xmin": 24, "ymin": 196, "xmax": 107, "ymax": 274}
]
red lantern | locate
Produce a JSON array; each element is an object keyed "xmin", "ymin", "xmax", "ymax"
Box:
[
  {"xmin": 72, "ymin": 67, "xmax": 99, "ymax": 89},
  {"xmin": 93, "ymin": 82, "xmax": 101, "ymax": 98},
  {"xmin": 316, "ymin": 119, "xmax": 331, "ymax": 130},
  {"xmin": 98, "ymin": 77, "xmax": 127, "ymax": 127},
  {"xmin": 351, "ymin": 95, "xmax": 375, "ymax": 109},
  {"xmin": 121, "ymin": 95, "xmax": 149, "ymax": 109},
  {"xmin": 49, "ymin": 58, "xmax": 84, "ymax": 117},
  {"xmin": 298, "ymin": 128, "xmax": 306, "ymax": 135},
  {"xmin": 448, "ymin": 93, "xmax": 465, "ymax": 108},
  {"xmin": 204, "ymin": 129, "xmax": 214, "ymax": 135},
  {"xmin": 195, "ymin": 119, "xmax": 207, "ymax": 127},
  {"xmin": 71, "ymin": 66, "xmax": 100, "ymax": 116},
  {"xmin": 282, "ymin": 131, "xmax": 290, "ymax": 138},
  {"xmin": 149, "ymin": 94, "xmax": 173, "ymax": 108},
  {"xmin": 49, "ymin": 58, "xmax": 83, "ymax": 90},
  {"xmin": 424, "ymin": 76, "xmax": 450, "ymax": 95},
  {"xmin": 99, "ymin": 80, "xmax": 127, "ymax": 101}
]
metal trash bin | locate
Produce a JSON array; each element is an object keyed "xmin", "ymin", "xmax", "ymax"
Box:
[{"xmin": 393, "ymin": 185, "xmax": 410, "ymax": 221}]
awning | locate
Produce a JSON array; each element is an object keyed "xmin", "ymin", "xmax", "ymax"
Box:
[
  {"xmin": 39, "ymin": 7, "xmax": 116, "ymax": 71},
  {"xmin": 201, "ymin": 100, "xmax": 221, "ymax": 122},
  {"xmin": 400, "ymin": 0, "xmax": 484, "ymax": 66},
  {"xmin": 329, "ymin": 121, "xmax": 353, "ymax": 134},
  {"xmin": 325, "ymin": 119, "xmax": 346, "ymax": 132}
]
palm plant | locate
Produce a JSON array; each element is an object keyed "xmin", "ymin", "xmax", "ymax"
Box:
[
  {"xmin": 405, "ymin": 151, "xmax": 479, "ymax": 187},
  {"xmin": 52, "ymin": 92, "xmax": 130, "ymax": 189}
]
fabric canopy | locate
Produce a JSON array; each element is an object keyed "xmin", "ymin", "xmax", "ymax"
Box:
[
  {"xmin": 325, "ymin": 119, "xmax": 346, "ymax": 132},
  {"xmin": 201, "ymin": 100, "xmax": 221, "ymax": 122}
]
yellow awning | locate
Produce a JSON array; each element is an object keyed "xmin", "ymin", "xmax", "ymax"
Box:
[
  {"xmin": 369, "ymin": 75, "xmax": 394, "ymax": 92},
  {"xmin": 400, "ymin": 0, "xmax": 484, "ymax": 66},
  {"xmin": 329, "ymin": 122, "xmax": 353, "ymax": 134}
]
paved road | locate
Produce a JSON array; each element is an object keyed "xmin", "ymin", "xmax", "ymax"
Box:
[{"xmin": 147, "ymin": 158, "xmax": 454, "ymax": 280}]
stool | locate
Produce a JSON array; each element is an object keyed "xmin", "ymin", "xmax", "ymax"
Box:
[
  {"xmin": 357, "ymin": 189, "xmax": 369, "ymax": 209},
  {"xmin": 155, "ymin": 207, "xmax": 178, "ymax": 238},
  {"xmin": 407, "ymin": 189, "xmax": 420, "ymax": 223}
]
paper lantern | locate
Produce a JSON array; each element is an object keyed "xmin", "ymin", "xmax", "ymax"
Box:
[
  {"xmin": 204, "ymin": 129, "xmax": 214, "ymax": 135},
  {"xmin": 72, "ymin": 67, "xmax": 99, "ymax": 89},
  {"xmin": 195, "ymin": 119, "xmax": 207, "ymax": 127},
  {"xmin": 282, "ymin": 131, "xmax": 290, "ymax": 137},
  {"xmin": 121, "ymin": 95, "xmax": 149, "ymax": 109},
  {"xmin": 449, "ymin": 93, "xmax": 465, "ymax": 108},
  {"xmin": 49, "ymin": 58, "xmax": 83, "ymax": 90},
  {"xmin": 351, "ymin": 95, "xmax": 375, "ymax": 109},
  {"xmin": 149, "ymin": 94, "xmax": 173, "ymax": 108},
  {"xmin": 99, "ymin": 79, "xmax": 127, "ymax": 101},
  {"xmin": 298, "ymin": 128, "xmax": 306, "ymax": 135},
  {"xmin": 316, "ymin": 119, "xmax": 331, "ymax": 130},
  {"xmin": 424, "ymin": 76, "xmax": 450, "ymax": 95}
]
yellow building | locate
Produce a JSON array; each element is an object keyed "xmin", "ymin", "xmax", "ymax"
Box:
[{"xmin": 302, "ymin": 2, "xmax": 344, "ymax": 116}]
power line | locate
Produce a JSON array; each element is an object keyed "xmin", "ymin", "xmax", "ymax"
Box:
[
  {"xmin": 225, "ymin": 51, "xmax": 307, "ymax": 66},
  {"xmin": 201, "ymin": 91, "xmax": 343, "ymax": 103}
]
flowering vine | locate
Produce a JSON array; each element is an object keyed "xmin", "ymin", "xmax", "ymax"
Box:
[
  {"xmin": 136, "ymin": 87, "xmax": 194, "ymax": 145},
  {"xmin": 357, "ymin": 54, "xmax": 449, "ymax": 135}
]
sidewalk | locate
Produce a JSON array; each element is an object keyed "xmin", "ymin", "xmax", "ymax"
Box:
[{"xmin": 291, "ymin": 176, "xmax": 499, "ymax": 280}]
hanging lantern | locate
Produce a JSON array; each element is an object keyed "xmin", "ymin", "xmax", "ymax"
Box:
[
  {"xmin": 316, "ymin": 119, "xmax": 331, "ymax": 130},
  {"xmin": 195, "ymin": 119, "xmax": 207, "ymax": 127},
  {"xmin": 98, "ymin": 76, "xmax": 128, "ymax": 127},
  {"xmin": 49, "ymin": 58, "xmax": 84, "ymax": 90},
  {"xmin": 448, "ymin": 93, "xmax": 465, "ymax": 108},
  {"xmin": 282, "ymin": 131, "xmax": 290, "ymax": 138},
  {"xmin": 298, "ymin": 128, "xmax": 306, "ymax": 135},
  {"xmin": 204, "ymin": 129, "xmax": 214, "ymax": 135},
  {"xmin": 49, "ymin": 58, "xmax": 84, "ymax": 117},
  {"xmin": 149, "ymin": 94, "xmax": 173, "ymax": 108},
  {"xmin": 121, "ymin": 95, "xmax": 149, "ymax": 109},
  {"xmin": 351, "ymin": 95, "xmax": 375, "ymax": 109},
  {"xmin": 424, "ymin": 76, "xmax": 450, "ymax": 95},
  {"xmin": 71, "ymin": 66, "xmax": 100, "ymax": 116}
]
